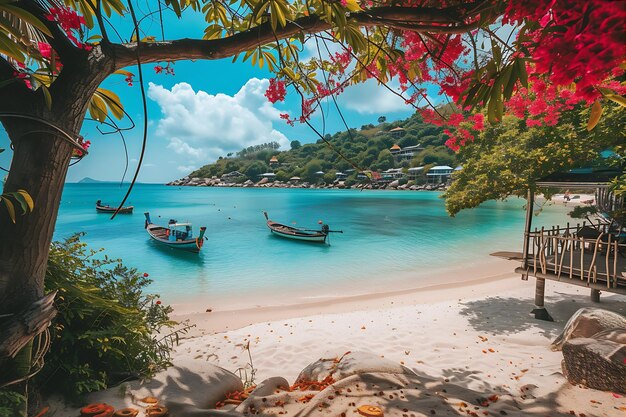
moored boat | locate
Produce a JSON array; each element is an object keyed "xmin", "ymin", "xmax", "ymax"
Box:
[
  {"xmin": 96, "ymin": 200, "xmax": 133, "ymax": 214},
  {"xmin": 144, "ymin": 212, "xmax": 207, "ymax": 252},
  {"xmin": 263, "ymin": 212, "xmax": 341, "ymax": 244}
]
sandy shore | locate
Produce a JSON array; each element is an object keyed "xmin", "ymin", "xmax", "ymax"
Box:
[
  {"xmin": 171, "ymin": 257, "xmax": 523, "ymax": 335},
  {"xmin": 57, "ymin": 253, "xmax": 626, "ymax": 417},
  {"xmin": 168, "ymin": 270, "xmax": 626, "ymax": 416}
]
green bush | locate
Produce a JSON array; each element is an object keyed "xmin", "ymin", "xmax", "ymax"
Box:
[
  {"xmin": 36, "ymin": 234, "xmax": 182, "ymax": 398},
  {"xmin": 0, "ymin": 391, "xmax": 25, "ymax": 417}
]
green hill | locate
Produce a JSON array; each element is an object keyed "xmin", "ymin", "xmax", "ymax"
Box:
[{"xmin": 187, "ymin": 112, "xmax": 455, "ymax": 184}]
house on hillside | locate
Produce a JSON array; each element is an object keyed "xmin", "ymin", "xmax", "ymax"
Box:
[
  {"xmin": 390, "ymin": 144, "xmax": 423, "ymax": 161},
  {"xmin": 335, "ymin": 172, "xmax": 348, "ymax": 181},
  {"xmin": 426, "ymin": 165, "xmax": 454, "ymax": 184},
  {"xmin": 407, "ymin": 166, "xmax": 425, "ymax": 180},
  {"xmin": 269, "ymin": 155, "xmax": 279, "ymax": 167},
  {"xmin": 389, "ymin": 127, "xmax": 406, "ymax": 138},
  {"xmin": 381, "ymin": 168, "xmax": 405, "ymax": 181}
]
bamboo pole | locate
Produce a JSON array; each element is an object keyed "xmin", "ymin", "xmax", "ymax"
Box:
[
  {"xmin": 521, "ymin": 189, "xmax": 535, "ymax": 276},
  {"xmin": 535, "ymin": 278, "xmax": 546, "ymax": 307},
  {"xmin": 591, "ymin": 289, "xmax": 600, "ymax": 303}
]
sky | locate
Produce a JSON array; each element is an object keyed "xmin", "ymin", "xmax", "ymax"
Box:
[{"xmin": 0, "ymin": 4, "xmax": 442, "ymax": 184}]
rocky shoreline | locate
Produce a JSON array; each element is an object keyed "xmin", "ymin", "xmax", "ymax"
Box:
[{"xmin": 166, "ymin": 176, "xmax": 448, "ymax": 191}]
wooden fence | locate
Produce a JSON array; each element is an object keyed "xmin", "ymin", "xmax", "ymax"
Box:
[{"xmin": 524, "ymin": 221, "xmax": 625, "ymax": 290}]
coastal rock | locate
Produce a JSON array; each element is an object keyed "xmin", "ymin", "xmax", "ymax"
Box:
[
  {"xmin": 551, "ymin": 307, "xmax": 626, "ymax": 351},
  {"xmin": 257, "ymin": 178, "xmax": 269, "ymax": 185},
  {"xmin": 561, "ymin": 328, "xmax": 626, "ymax": 393},
  {"xmin": 296, "ymin": 351, "xmax": 413, "ymax": 383}
]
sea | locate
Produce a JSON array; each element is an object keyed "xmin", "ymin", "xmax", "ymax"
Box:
[{"xmin": 54, "ymin": 183, "xmax": 571, "ymax": 307}]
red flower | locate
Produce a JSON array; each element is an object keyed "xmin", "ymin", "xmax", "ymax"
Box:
[
  {"xmin": 143, "ymin": 272, "xmax": 149, "ymax": 277},
  {"xmin": 38, "ymin": 42, "xmax": 52, "ymax": 60},
  {"xmin": 265, "ymin": 78, "xmax": 286, "ymax": 103},
  {"xmin": 156, "ymin": 300, "xmax": 161, "ymax": 305}
]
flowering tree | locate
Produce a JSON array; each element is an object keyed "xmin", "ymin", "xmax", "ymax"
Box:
[{"xmin": 0, "ymin": 0, "xmax": 624, "ymax": 396}]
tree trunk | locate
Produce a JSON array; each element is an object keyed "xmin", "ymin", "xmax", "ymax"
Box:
[{"xmin": 0, "ymin": 122, "xmax": 73, "ymax": 316}]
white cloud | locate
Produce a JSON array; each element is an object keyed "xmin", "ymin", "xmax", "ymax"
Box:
[
  {"xmin": 177, "ymin": 165, "xmax": 197, "ymax": 172},
  {"xmin": 338, "ymin": 79, "xmax": 412, "ymax": 114},
  {"xmin": 148, "ymin": 79, "xmax": 290, "ymax": 162}
]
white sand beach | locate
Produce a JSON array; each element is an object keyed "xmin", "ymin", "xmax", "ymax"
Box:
[{"xmin": 57, "ymin": 259, "xmax": 626, "ymax": 417}]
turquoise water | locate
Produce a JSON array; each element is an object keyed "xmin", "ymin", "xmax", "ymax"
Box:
[{"xmin": 55, "ymin": 184, "xmax": 567, "ymax": 304}]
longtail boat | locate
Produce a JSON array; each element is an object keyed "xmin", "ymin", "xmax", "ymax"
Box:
[
  {"xmin": 96, "ymin": 200, "xmax": 133, "ymax": 214},
  {"xmin": 144, "ymin": 212, "xmax": 207, "ymax": 253},
  {"xmin": 263, "ymin": 212, "xmax": 342, "ymax": 244}
]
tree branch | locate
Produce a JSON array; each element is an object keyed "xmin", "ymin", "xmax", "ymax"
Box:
[
  {"xmin": 111, "ymin": 4, "xmax": 496, "ymax": 69},
  {"xmin": 0, "ymin": 56, "xmax": 33, "ymax": 106}
]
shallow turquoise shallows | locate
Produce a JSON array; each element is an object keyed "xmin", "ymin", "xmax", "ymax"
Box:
[{"xmin": 55, "ymin": 184, "xmax": 568, "ymax": 304}]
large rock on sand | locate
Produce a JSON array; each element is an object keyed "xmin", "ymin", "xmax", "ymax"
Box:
[
  {"xmin": 551, "ymin": 307, "xmax": 626, "ymax": 351},
  {"xmin": 562, "ymin": 328, "xmax": 626, "ymax": 393},
  {"xmin": 72, "ymin": 365, "xmax": 243, "ymax": 416},
  {"xmin": 295, "ymin": 351, "xmax": 413, "ymax": 383}
]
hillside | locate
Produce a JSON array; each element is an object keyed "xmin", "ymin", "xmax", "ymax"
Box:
[{"xmin": 186, "ymin": 112, "xmax": 455, "ymax": 184}]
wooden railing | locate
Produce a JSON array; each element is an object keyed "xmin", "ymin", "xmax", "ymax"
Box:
[{"xmin": 525, "ymin": 222, "xmax": 626, "ymax": 289}]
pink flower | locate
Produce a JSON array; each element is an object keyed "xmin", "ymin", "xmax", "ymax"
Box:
[{"xmin": 38, "ymin": 42, "xmax": 52, "ymax": 60}]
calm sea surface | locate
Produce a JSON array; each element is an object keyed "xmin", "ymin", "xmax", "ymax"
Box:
[{"xmin": 54, "ymin": 184, "xmax": 568, "ymax": 304}]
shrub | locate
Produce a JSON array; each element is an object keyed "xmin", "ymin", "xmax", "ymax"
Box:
[{"xmin": 36, "ymin": 234, "xmax": 183, "ymax": 399}]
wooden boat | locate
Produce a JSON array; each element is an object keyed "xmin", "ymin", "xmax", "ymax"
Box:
[
  {"xmin": 144, "ymin": 212, "xmax": 207, "ymax": 253},
  {"xmin": 263, "ymin": 212, "xmax": 341, "ymax": 244},
  {"xmin": 96, "ymin": 200, "xmax": 133, "ymax": 214}
]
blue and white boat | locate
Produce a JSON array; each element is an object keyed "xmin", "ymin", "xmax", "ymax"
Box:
[{"xmin": 144, "ymin": 212, "xmax": 206, "ymax": 252}]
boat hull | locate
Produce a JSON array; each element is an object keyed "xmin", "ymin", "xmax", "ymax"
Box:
[
  {"xmin": 96, "ymin": 205, "xmax": 133, "ymax": 214},
  {"xmin": 145, "ymin": 224, "xmax": 203, "ymax": 252},
  {"xmin": 266, "ymin": 220, "xmax": 327, "ymax": 243}
]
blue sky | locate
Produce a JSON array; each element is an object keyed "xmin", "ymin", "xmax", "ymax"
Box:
[{"xmin": 0, "ymin": 5, "xmax": 439, "ymax": 184}]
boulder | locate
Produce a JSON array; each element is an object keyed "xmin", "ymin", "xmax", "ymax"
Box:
[
  {"xmin": 296, "ymin": 351, "xmax": 413, "ymax": 383},
  {"xmin": 388, "ymin": 180, "xmax": 399, "ymax": 188},
  {"xmin": 257, "ymin": 178, "xmax": 269, "ymax": 185},
  {"xmin": 73, "ymin": 365, "xmax": 243, "ymax": 415},
  {"xmin": 551, "ymin": 307, "xmax": 626, "ymax": 351},
  {"xmin": 561, "ymin": 328, "xmax": 626, "ymax": 393}
]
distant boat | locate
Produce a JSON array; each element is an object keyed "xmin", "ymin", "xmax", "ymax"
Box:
[
  {"xmin": 96, "ymin": 200, "xmax": 133, "ymax": 214},
  {"xmin": 144, "ymin": 212, "xmax": 207, "ymax": 253},
  {"xmin": 263, "ymin": 212, "xmax": 341, "ymax": 244}
]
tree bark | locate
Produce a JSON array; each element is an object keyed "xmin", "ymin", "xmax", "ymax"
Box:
[{"xmin": 0, "ymin": 50, "xmax": 113, "ymax": 316}]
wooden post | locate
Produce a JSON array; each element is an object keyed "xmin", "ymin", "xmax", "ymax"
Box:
[
  {"xmin": 535, "ymin": 278, "xmax": 546, "ymax": 307},
  {"xmin": 521, "ymin": 189, "xmax": 535, "ymax": 280},
  {"xmin": 590, "ymin": 289, "xmax": 600, "ymax": 303}
]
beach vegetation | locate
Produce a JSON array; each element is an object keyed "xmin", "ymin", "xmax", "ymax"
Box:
[
  {"xmin": 444, "ymin": 104, "xmax": 625, "ymax": 216},
  {"xmin": 37, "ymin": 234, "xmax": 182, "ymax": 399}
]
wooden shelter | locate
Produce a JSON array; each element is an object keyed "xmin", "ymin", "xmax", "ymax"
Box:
[{"xmin": 512, "ymin": 167, "xmax": 624, "ymax": 318}]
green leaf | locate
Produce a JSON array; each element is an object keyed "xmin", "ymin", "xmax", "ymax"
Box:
[
  {"xmin": 96, "ymin": 88, "xmax": 125, "ymax": 120},
  {"xmin": 16, "ymin": 189, "xmax": 34, "ymax": 211},
  {"xmin": 605, "ymin": 94, "xmax": 626, "ymax": 108},
  {"xmin": 343, "ymin": 0, "xmax": 362, "ymax": 12},
  {"xmin": 1, "ymin": 196, "xmax": 16, "ymax": 223},
  {"xmin": 587, "ymin": 101, "xmax": 602, "ymax": 131},
  {"xmin": 41, "ymin": 84, "xmax": 52, "ymax": 110},
  {"xmin": 0, "ymin": 4, "xmax": 53, "ymax": 37}
]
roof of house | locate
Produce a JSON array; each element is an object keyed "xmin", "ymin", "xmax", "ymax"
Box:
[
  {"xmin": 390, "ymin": 127, "xmax": 405, "ymax": 132},
  {"xmin": 390, "ymin": 144, "xmax": 401, "ymax": 150},
  {"xmin": 269, "ymin": 156, "xmax": 279, "ymax": 162}
]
